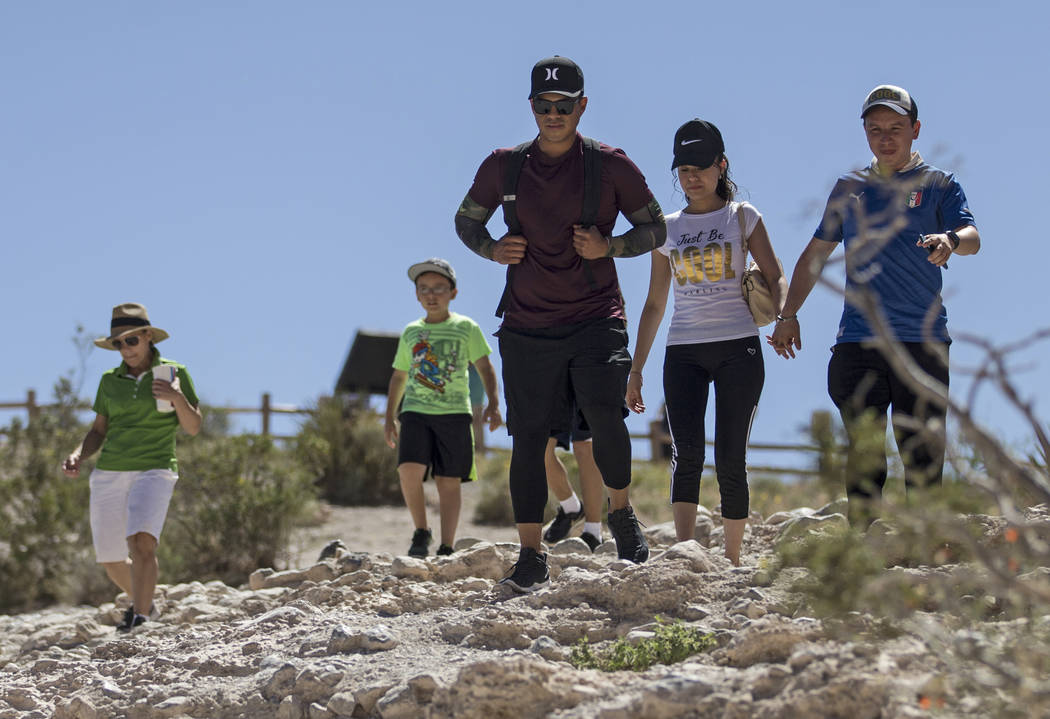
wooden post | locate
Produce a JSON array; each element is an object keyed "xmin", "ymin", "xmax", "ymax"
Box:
[
  {"xmin": 26, "ymin": 389, "xmax": 39, "ymax": 423},
  {"xmin": 261, "ymin": 393, "xmax": 271, "ymax": 436}
]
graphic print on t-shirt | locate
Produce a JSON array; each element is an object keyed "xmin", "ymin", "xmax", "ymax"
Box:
[
  {"xmin": 410, "ymin": 331, "xmax": 459, "ymax": 394},
  {"xmin": 669, "ymin": 225, "xmax": 738, "ymax": 294}
]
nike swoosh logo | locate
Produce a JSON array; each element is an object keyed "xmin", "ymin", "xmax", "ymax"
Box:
[
  {"xmin": 680, "ymin": 139, "xmax": 704, "ymax": 146},
  {"xmin": 849, "ymin": 192, "xmax": 864, "ymax": 201}
]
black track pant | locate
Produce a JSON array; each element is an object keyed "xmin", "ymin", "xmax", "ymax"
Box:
[
  {"xmin": 827, "ymin": 342, "xmax": 949, "ymax": 523},
  {"xmin": 662, "ymin": 336, "xmax": 764, "ymax": 520}
]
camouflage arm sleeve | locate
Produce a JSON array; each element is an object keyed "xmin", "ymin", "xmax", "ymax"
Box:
[
  {"xmin": 605, "ymin": 198, "xmax": 666, "ymax": 258},
  {"xmin": 454, "ymin": 194, "xmax": 498, "ymax": 261}
]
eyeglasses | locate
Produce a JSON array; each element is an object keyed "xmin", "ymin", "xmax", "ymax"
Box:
[
  {"xmin": 111, "ymin": 335, "xmax": 142, "ymax": 349},
  {"xmin": 531, "ymin": 97, "xmax": 578, "ymax": 115},
  {"xmin": 417, "ymin": 286, "xmax": 452, "ymax": 296}
]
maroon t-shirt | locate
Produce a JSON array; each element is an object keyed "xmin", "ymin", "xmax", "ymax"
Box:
[{"xmin": 467, "ymin": 134, "xmax": 655, "ymax": 329}]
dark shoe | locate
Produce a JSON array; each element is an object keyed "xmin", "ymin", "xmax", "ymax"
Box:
[
  {"xmin": 408, "ymin": 528, "xmax": 432, "ymax": 557},
  {"xmin": 543, "ymin": 505, "xmax": 585, "ymax": 543},
  {"xmin": 499, "ymin": 547, "xmax": 550, "ymax": 593},
  {"xmin": 116, "ymin": 608, "xmax": 147, "ymax": 633},
  {"xmin": 436, "ymin": 544, "xmax": 454, "ymax": 556},
  {"xmin": 608, "ymin": 504, "xmax": 649, "ymax": 563},
  {"xmin": 580, "ymin": 531, "xmax": 601, "ymax": 552}
]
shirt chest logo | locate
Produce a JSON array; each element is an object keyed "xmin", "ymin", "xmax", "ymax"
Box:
[{"xmin": 908, "ymin": 190, "xmax": 923, "ymax": 208}]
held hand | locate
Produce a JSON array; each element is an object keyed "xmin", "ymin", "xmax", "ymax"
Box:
[
  {"xmin": 572, "ymin": 225, "xmax": 610, "ymax": 260},
  {"xmin": 61, "ymin": 452, "xmax": 81, "ymax": 477},
  {"xmin": 918, "ymin": 234, "xmax": 952, "ymax": 267},
  {"xmin": 767, "ymin": 319, "xmax": 801, "ymax": 359},
  {"xmin": 483, "ymin": 404, "xmax": 503, "ymax": 432},
  {"xmin": 625, "ymin": 372, "xmax": 645, "ymax": 414},
  {"xmin": 384, "ymin": 418, "xmax": 398, "ymax": 449},
  {"xmin": 493, "ymin": 235, "xmax": 528, "ymax": 265},
  {"xmin": 152, "ymin": 378, "xmax": 182, "ymax": 403}
]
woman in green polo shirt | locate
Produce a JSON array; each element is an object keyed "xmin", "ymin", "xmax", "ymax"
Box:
[{"xmin": 62, "ymin": 303, "xmax": 201, "ymax": 632}]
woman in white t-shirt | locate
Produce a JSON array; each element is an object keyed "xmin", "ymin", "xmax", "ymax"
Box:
[{"xmin": 626, "ymin": 119, "xmax": 787, "ymax": 565}]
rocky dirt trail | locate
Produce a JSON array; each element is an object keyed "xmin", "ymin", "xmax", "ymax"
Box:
[{"xmin": 0, "ymin": 492, "xmax": 1043, "ymax": 718}]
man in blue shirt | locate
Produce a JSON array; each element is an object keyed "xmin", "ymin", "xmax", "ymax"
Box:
[{"xmin": 770, "ymin": 85, "xmax": 981, "ymax": 526}]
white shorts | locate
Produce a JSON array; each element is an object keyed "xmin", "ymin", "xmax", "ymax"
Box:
[{"xmin": 89, "ymin": 468, "xmax": 177, "ymax": 563}]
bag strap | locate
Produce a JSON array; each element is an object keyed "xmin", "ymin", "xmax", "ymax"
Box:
[
  {"xmin": 735, "ymin": 201, "xmax": 750, "ymax": 258},
  {"xmin": 579, "ymin": 136, "xmax": 602, "ymax": 227}
]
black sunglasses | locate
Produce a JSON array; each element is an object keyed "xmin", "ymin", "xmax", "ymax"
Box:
[
  {"xmin": 111, "ymin": 335, "xmax": 142, "ymax": 350},
  {"xmin": 531, "ymin": 97, "xmax": 578, "ymax": 115}
]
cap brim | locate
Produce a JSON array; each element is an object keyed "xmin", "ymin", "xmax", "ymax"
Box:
[
  {"xmin": 861, "ymin": 101, "xmax": 909, "ymax": 117},
  {"xmin": 528, "ymin": 89, "xmax": 582, "ymax": 99}
]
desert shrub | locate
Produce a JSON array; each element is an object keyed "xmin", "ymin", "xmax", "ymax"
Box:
[
  {"xmin": 471, "ymin": 452, "xmax": 514, "ymax": 526},
  {"xmin": 294, "ymin": 397, "xmax": 402, "ymax": 506},
  {"xmin": 0, "ymin": 378, "xmax": 96, "ymax": 612},
  {"xmin": 159, "ymin": 433, "xmax": 317, "ymax": 586},
  {"xmin": 570, "ymin": 618, "xmax": 716, "ymax": 671}
]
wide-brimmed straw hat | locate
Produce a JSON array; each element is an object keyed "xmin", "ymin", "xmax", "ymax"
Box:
[{"xmin": 94, "ymin": 303, "xmax": 170, "ymax": 350}]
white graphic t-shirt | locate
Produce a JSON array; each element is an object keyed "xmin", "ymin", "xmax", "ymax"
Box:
[{"xmin": 658, "ymin": 201, "xmax": 761, "ymax": 345}]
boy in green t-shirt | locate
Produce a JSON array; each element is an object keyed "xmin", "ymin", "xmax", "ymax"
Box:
[{"xmin": 385, "ymin": 258, "xmax": 501, "ymax": 557}]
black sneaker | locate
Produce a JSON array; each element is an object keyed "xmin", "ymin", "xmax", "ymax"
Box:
[
  {"xmin": 116, "ymin": 608, "xmax": 147, "ymax": 633},
  {"xmin": 580, "ymin": 531, "xmax": 601, "ymax": 552},
  {"xmin": 408, "ymin": 528, "xmax": 432, "ymax": 557},
  {"xmin": 436, "ymin": 544, "xmax": 454, "ymax": 556},
  {"xmin": 499, "ymin": 547, "xmax": 550, "ymax": 593},
  {"xmin": 608, "ymin": 504, "xmax": 649, "ymax": 563},
  {"xmin": 543, "ymin": 504, "xmax": 585, "ymax": 543}
]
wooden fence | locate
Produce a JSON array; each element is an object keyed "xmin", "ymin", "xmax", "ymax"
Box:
[{"xmin": 1, "ymin": 390, "xmax": 831, "ymax": 476}]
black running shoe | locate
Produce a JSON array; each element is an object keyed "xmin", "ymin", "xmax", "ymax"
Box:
[
  {"xmin": 542, "ymin": 505, "xmax": 585, "ymax": 543},
  {"xmin": 580, "ymin": 531, "xmax": 601, "ymax": 552},
  {"xmin": 116, "ymin": 608, "xmax": 147, "ymax": 633},
  {"xmin": 499, "ymin": 547, "xmax": 550, "ymax": 593},
  {"xmin": 436, "ymin": 544, "xmax": 454, "ymax": 556},
  {"xmin": 607, "ymin": 505, "xmax": 649, "ymax": 563},
  {"xmin": 408, "ymin": 528, "xmax": 432, "ymax": 557}
]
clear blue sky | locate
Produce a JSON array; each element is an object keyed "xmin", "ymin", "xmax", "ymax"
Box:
[{"xmin": 3, "ymin": 2, "xmax": 1046, "ymax": 463}]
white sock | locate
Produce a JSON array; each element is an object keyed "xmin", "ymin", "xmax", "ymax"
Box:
[
  {"xmin": 583, "ymin": 522, "xmax": 602, "ymax": 539},
  {"xmin": 560, "ymin": 493, "xmax": 582, "ymax": 514}
]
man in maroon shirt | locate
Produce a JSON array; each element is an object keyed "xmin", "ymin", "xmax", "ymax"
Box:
[{"xmin": 455, "ymin": 56, "xmax": 665, "ymax": 592}]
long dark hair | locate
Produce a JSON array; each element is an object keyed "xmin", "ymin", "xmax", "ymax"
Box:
[{"xmin": 715, "ymin": 155, "xmax": 737, "ymax": 202}]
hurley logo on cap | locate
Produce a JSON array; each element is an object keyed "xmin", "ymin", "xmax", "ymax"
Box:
[{"xmin": 529, "ymin": 56, "xmax": 584, "ymax": 99}]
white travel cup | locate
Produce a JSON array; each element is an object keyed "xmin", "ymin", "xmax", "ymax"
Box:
[{"xmin": 153, "ymin": 365, "xmax": 177, "ymax": 413}]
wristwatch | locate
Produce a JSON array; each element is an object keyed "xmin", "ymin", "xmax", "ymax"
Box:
[{"xmin": 946, "ymin": 230, "xmax": 961, "ymax": 250}]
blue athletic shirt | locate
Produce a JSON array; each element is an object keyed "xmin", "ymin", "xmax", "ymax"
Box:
[{"xmin": 814, "ymin": 156, "xmax": 976, "ymax": 344}]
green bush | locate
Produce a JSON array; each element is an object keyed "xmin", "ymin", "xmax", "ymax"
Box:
[
  {"xmin": 0, "ymin": 378, "xmax": 96, "ymax": 612},
  {"xmin": 471, "ymin": 452, "xmax": 514, "ymax": 526},
  {"xmin": 160, "ymin": 434, "xmax": 317, "ymax": 585},
  {"xmin": 569, "ymin": 618, "xmax": 716, "ymax": 671},
  {"xmin": 294, "ymin": 397, "xmax": 402, "ymax": 506}
]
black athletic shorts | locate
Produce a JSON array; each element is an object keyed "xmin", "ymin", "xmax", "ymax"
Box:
[
  {"xmin": 498, "ymin": 317, "xmax": 630, "ymax": 437},
  {"xmin": 550, "ymin": 408, "xmax": 592, "ymax": 450},
  {"xmin": 396, "ymin": 411, "xmax": 474, "ymax": 482}
]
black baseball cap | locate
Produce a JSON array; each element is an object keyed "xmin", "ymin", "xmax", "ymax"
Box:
[
  {"xmin": 529, "ymin": 56, "xmax": 584, "ymax": 99},
  {"xmin": 671, "ymin": 119, "xmax": 725, "ymax": 170},
  {"xmin": 861, "ymin": 84, "xmax": 918, "ymax": 122}
]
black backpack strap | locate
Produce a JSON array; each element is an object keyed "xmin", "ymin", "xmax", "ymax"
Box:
[
  {"xmin": 501, "ymin": 141, "xmax": 531, "ymax": 237},
  {"xmin": 578, "ymin": 136, "xmax": 603, "ymax": 291},
  {"xmin": 495, "ymin": 142, "xmax": 531, "ymax": 317},
  {"xmin": 579, "ymin": 136, "xmax": 602, "ymax": 227}
]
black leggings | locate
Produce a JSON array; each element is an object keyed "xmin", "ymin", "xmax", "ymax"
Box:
[{"xmin": 662, "ymin": 337, "xmax": 764, "ymax": 519}]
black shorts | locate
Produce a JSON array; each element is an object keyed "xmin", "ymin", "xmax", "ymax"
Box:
[
  {"xmin": 550, "ymin": 408, "xmax": 592, "ymax": 450},
  {"xmin": 396, "ymin": 412, "xmax": 475, "ymax": 482},
  {"xmin": 498, "ymin": 317, "xmax": 630, "ymax": 437}
]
